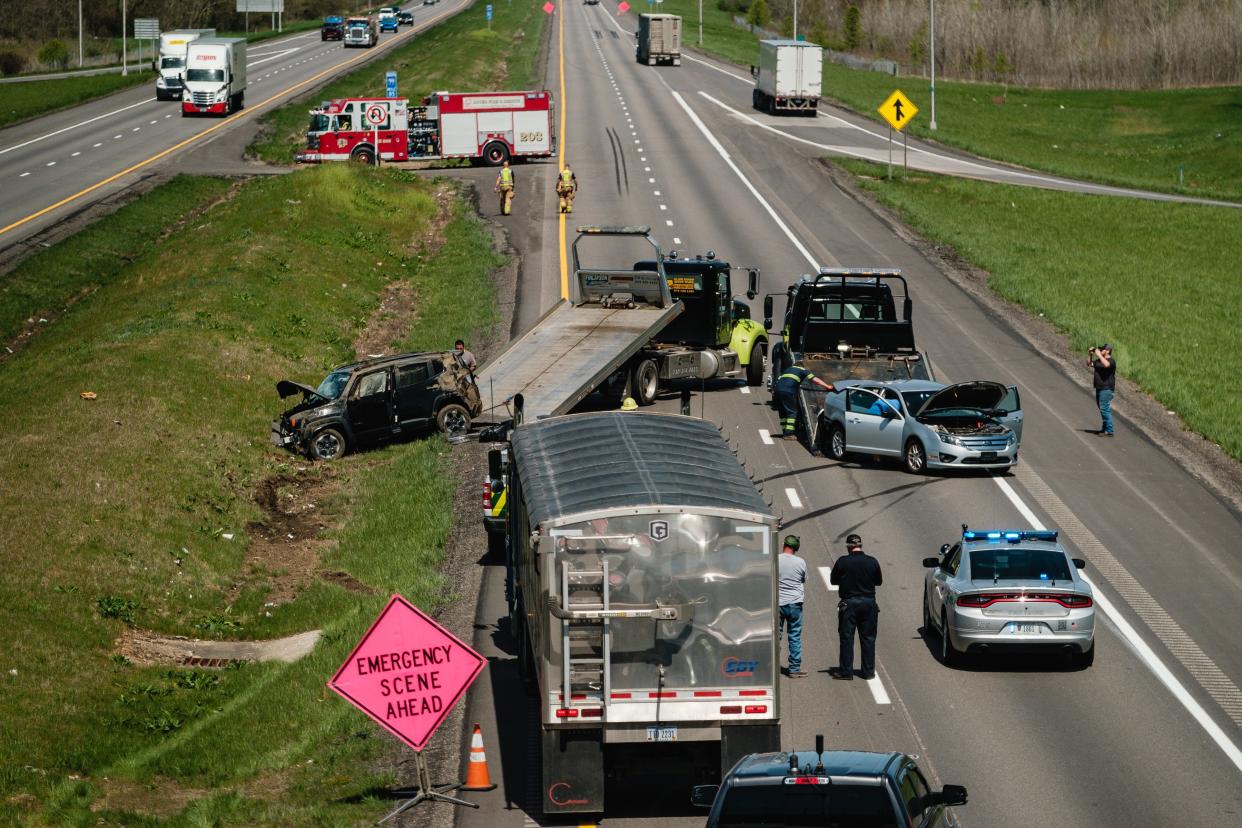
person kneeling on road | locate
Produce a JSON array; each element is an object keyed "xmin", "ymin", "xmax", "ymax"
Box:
[
  {"xmin": 778, "ymin": 535, "xmax": 808, "ymax": 678},
  {"xmin": 773, "ymin": 365, "xmax": 833, "ymax": 441}
]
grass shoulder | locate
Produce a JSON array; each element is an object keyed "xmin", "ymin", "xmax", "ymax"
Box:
[
  {"xmin": 834, "ymin": 157, "xmax": 1242, "ymax": 461},
  {"xmin": 0, "ymin": 70, "xmax": 154, "ymax": 130},
  {"xmin": 0, "ymin": 163, "xmax": 501, "ymax": 824}
]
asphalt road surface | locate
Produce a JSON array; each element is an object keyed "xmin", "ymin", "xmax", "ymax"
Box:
[
  {"xmin": 452, "ymin": 4, "xmax": 1242, "ymax": 827},
  {"xmin": 0, "ymin": 0, "xmax": 471, "ymax": 253}
]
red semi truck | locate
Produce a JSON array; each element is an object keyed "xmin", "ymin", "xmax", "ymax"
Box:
[{"xmin": 295, "ymin": 90, "xmax": 555, "ymax": 165}]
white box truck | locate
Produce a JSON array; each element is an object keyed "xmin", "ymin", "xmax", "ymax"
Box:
[
  {"xmin": 637, "ymin": 14, "xmax": 681, "ymax": 66},
  {"xmin": 751, "ymin": 39, "xmax": 823, "ymax": 116},
  {"xmin": 181, "ymin": 38, "xmax": 247, "ymax": 117},
  {"xmin": 155, "ymin": 28, "xmax": 215, "ymax": 100}
]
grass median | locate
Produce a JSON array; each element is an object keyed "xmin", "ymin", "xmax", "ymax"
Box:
[
  {"xmin": 636, "ymin": 0, "xmax": 1242, "ymax": 201},
  {"xmin": 251, "ymin": 0, "xmax": 548, "ymax": 163},
  {"xmin": 834, "ymin": 158, "xmax": 1242, "ymax": 460},
  {"xmin": 0, "ymin": 163, "xmax": 501, "ymax": 824},
  {"xmin": 0, "ymin": 70, "xmax": 155, "ymax": 130}
]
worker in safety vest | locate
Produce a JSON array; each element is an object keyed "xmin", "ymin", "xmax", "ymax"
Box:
[
  {"xmin": 773, "ymin": 365, "xmax": 833, "ymax": 441},
  {"xmin": 556, "ymin": 163, "xmax": 578, "ymax": 214},
  {"xmin": 494, "ymin": 161, "xmax": 515, "ymax": 216}
]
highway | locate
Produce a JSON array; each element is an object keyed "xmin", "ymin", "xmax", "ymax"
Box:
[
  {"xmin": 0, "ymin": 0, "xmax": 471, "ymax": 253},
  {"xmin": 453, "ymin": 3, "xmax": 1242, "ymax": 827}
]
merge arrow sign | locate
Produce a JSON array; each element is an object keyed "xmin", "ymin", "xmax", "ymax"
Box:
[{"xmin": 878, "ymin": 89, "xmax": 918, "ymax": 132}]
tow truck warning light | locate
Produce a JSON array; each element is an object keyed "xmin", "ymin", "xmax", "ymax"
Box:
[
  {"xmin": 784, "ymin": 776, "xmax": 831, "ymax": 785},
  {"xmin": 962, "ymin": 529, "xmax": 1059, "ymax": 543}
]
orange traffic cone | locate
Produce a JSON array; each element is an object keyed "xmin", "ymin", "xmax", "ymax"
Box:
[{"xmin": 461, "ymin": 723, "xmax": 497, "ymax": 791}]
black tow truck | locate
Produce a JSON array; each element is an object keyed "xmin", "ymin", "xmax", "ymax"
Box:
[{"xmin": 765, "ymin": 268, "xmax": 933, "ymax": 441}]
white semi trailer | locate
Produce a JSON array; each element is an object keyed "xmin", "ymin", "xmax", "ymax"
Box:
[
  {"xmin": 751, "ymin": 39, "xmax": 823, "ymax": 116},
  {"xmin": 155, "ymin": 28, "xmax": 215, "ymax": 100},
  {"xmin": 182, "ymin": 38, "xmax": 247, "ymax": 116}
]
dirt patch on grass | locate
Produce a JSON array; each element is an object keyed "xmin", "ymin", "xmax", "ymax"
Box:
[
  {"xmin": 320, "ymin": 569, "xmax": 377, "ymax": 594},
  {"xmin": 232, "ymin": 468, "xmax": 343, "ymax": 607},
  {"xmin": 90, "ymin": 776, "xmax": 210, "ymax": 818},
  {"xmin": 352, "ymin": 184, "xmax": 455, "ymax": 359},
  {"xmin": 115, "ymin": 628, "xmax": 321, "ymax": 667},
  {"xmin": 157, "ymin": 179, "xmax": 246, "ymax": 242}
]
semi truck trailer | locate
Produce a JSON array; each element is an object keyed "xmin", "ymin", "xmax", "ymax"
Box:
[
  {"xmin": 751, "ymin": 39, "xmax": 823, "ymax": 116},
  {"xmin": 181, "ymin": 38, "xmax": 246, "ymax": 116},
  {"xmin": 637, "ymin": 13, "xmax": 682, "ymax": 66},
  {"xmin": 155, "ymin": 29, "xmax": 215, "ymax": 100}
]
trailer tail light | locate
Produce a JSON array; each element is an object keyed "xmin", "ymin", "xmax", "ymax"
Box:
[
  {"xmin": 579, "ymin": 708, "xmax": 602, "ymax": 718},
  {"xmin": 719, "ymin": 705, "xmax": 742, "ymax": 714},
  {"xmin": 739, "ymin": 690, "xmax": 766, "ymax": 697},
  {"xmin": 555, "ymin": 708, "xmax": 578, "ymax": 718},
  {"xmin": 482, "ymin": 482, "xmax": 492, "ymax": 509},
  {"xmin": 693, "ymin": 691, "xmax": 722, "ymax": 697},
  {"xmin": 745, "ymin": 705, "xmax": 768, "ymax": 714},
  {"xmin": 649, "ymin": 692, "xmax": 676, "ymax": 699},
  {"xmin": 610, "ymin": 692, "xmax": 632, "ymax": 700}
]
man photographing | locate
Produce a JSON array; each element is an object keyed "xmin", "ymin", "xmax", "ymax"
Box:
[{"xmin": 1088, "ymin": 344, "xmax": 1116, "ymax": 437}]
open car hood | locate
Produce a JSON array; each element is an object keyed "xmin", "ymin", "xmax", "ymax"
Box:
[
  {"xmin": 916, "ymin": 381, "xmax": 1008, "ymax": 416},
  {"xmin": 276, "ymin": 379, "xmax": 322, "ymax": 400}
]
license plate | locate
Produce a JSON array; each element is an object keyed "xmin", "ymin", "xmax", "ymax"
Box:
[
  {"xmin": 979, "ymin": 451, "xmax": 997, "ymax": 459},
  {"xmin": 1009, "ymin": 623, "xmax": 1041, "ymax": 634},
  {"xmin": 646, "ymin": 726, "xmax": 677, "ymax": 742}
]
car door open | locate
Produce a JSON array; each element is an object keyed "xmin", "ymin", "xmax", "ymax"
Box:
[{"xmin": 347, "ymin": 369, "xmax": 394, "ymax": 445}]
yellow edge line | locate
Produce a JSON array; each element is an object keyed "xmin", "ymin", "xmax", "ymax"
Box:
[
  {"xmin": 557, "ymin": 1, "xmax": 568, "ymax": 300},
  {"xmin": 0, "ymin": 6, "xmax": 460, "ymax": 239}
]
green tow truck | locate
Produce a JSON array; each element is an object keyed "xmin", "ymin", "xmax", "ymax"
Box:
[{"xmin": 625, "ymin": 251, "xmax": 765, "ymax": 405}]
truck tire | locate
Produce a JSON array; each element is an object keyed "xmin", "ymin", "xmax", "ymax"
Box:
[
  {"xmin": 350, "ymin": 145, "xmax": 376, "ymax": 165},
  {"xmin": 745, "ymin": 341, "xmax": 765, "ymax": 386},
  {"xmin": 632, "ymin": 358, "xmax": 659, "ymax": 406},
  {"xmin": 481, "ymin": 141, "xmax": 510, "ymax": 166},
  {"xmin": 309, "ymin": 428, "xmax": 347, "ymax": 461},
  {"xmin": 752, "ymin": 88, "xmax": 763, "ymax": 111},
  {"xmin": 904, "ymin": 438, "xmax": 927, "ymax": 474},
  {"xmin": 436, "ymin": 402, "xmax": 472, "ymax": 437}
]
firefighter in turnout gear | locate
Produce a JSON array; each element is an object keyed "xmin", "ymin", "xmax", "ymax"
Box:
[
  {"xmin": 495, "ymin": 162, "xmax": 515, "ymax": 216},
  {"xmin": 556, "ymin": 163, "xmax": 578, "ymax": 214},
  {"xmin": 773, "ymin": 365, "xmax": 833, "ymax": 441}
]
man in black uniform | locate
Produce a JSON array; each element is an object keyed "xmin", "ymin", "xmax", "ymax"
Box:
[{"xmin": 829, "ymin": 533, "xmax": 883, "ymax": 680}]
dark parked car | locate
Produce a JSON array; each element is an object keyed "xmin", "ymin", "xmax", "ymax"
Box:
[
  {"xmin": 693, "ymin": 736, "xmax": 968, "ymax": 828},
  {"xmin": 271, "ymin": 351, "xmax": 481, "ymax": 460},
  {"xmin": 321, "ymin": 15, "xmax": 345, "ymax": 40},
  {"xmin": 397, "ymin": 11, "xmax": 414, "ymax": 24}
]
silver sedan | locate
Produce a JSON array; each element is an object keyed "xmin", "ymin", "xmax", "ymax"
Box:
[
  {"xmin": 922, "ymin": 529, "xmax": 1095, "ymax": 667},
  {"xmin": 817, "ymin": 379, "xmax": 1022, "ymax": 473}
]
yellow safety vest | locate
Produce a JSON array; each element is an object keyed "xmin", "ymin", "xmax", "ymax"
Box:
[
  {"xmin": 499, "ymin": 168, "xmax": 513, "ymax": 186},
  {"xmin": 560, "ymin": 168, "xmax": 574, "ymax": 184}
]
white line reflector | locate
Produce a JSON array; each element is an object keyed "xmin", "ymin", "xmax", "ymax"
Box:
[
  {"xmin": 785, "ymin": 488, "xmax": 802, "ymax": 508},
  {"xmin": 817, "ymin": 566, "xmax": 838, "ymax": 591},
  {"xmin": 758, "ymin": 429, "xmax": 773, "ymax": 445}
]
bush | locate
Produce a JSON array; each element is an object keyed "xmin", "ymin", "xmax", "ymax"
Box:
[
  {"xmin": 38, "ymin": 38, "xmax": 69, "ymax": 70},
  {"xmin": 747, "ymin": 0, "xmax": 771, "ymax": 29},
  {"xmin": 810, "ymin": 21, "xmax": 831, "ymax": 48},
  {"xmin": 908, "ymin": 21, "xmax": 927, "ymax": 67},
  {"xmin": 0, "ymin": 49, "xmax": 23, "ymax": 76},
  {"xmin": 843, "ymin": 4, "xmax": 861, "ymax": 50}
]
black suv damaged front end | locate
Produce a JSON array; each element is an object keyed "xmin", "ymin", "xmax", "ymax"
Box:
[{"xmin": 271, "ymin": 379, "xmax": 346, "ymax": 457}]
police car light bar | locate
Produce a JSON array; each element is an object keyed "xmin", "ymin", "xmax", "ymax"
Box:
[{"xmin": 962, "ymin": 528, "xmax": 1059, "ymax": 543}]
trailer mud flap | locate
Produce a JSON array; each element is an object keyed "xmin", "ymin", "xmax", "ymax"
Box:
[
  {"xmin": 798, "ymin": 387, "xmax": 830, "ymax": 453},
  {"xmin": 721, "ymin": 723, "xmax": 781, "ymax": 777},
  {"xmin": 542, "ymin": 728, "xmax": 604, "ymax": 815}
]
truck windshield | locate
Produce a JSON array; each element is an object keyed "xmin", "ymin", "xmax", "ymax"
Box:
[
  {"xmin": 160, "ymin": 57, "xmax": 184, "ymax": 69},
  {"xmin": 308, "ymin": 113, "xmax": 330, "ymax": 133},
  {"xmin": 315, "ymin": 371, "xmax": 350, "ymax": 400},
  {"xmin": 185, "ymin": 68, "xmax": 224, "ymax": 83},
  {"xmin": 553, "ymin": 513, "xmax": 773, "ymax": 690},
  {"xmin": 715, "ymin": 782, "xmax": 899, "ymax": 827}
]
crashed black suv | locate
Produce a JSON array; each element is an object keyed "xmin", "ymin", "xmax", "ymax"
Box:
[{"xmin": 271, "ymin": 351, "xmax": 481, "ymax": 460}]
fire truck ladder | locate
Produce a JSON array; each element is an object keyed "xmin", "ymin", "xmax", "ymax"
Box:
[{"xmin": 560, "ymin": 560, "xmax": 612, "ymax": 705}]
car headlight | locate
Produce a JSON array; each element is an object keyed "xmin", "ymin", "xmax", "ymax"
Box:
[
  {"xmin": 1006, "ymin": 432, "xmax": 1017, "ymax": 445},
  {"xmin": 935, "ymin": 430, "xmax": 963, "ymax": 447}
]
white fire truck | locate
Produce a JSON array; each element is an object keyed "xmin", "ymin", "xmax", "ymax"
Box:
[{"xmin": 295, "ymin": 91, "xmax": 555, "ymax": 166}]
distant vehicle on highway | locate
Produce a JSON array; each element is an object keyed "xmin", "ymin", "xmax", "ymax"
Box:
[
  {"xmin": 321, "ymin": 15, "xmax": 345, "ymax": 41},
  {"xmin": 343, "ymin": 16, "xmax": 378, "ymax": 47},
  {"xmin": 181, "ymin": 38, "xmax": 246, "ymax": 116},
  {"xmin": 378, "ymin": 8, "xmax": 399, "ymax": 31},
  {"xmin": 423, "ymin": 0, "xmax": 439, "ymax": 5},
  {"xmin": 693, "ymin": 735, "xmax": 968, "ymax": 827},
  {"xmin": 271, "ymin": 351, "xmax": 480, "ymax": 460},
  {"xmin": 156, "ymin": 29, "xmax": 215, "ymax": 100},
  {"xmin": 922, "ymin": 527, "xmax": 1096, "ymax": 667},
  {"xmin": 818, "ymin": 379, "xmax": 1023, "ymax": 474},
  {"xmin": 397, "ymin": 11, "xmax": 415, "ymax": 24}
]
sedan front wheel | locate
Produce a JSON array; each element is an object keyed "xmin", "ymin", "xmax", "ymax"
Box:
[{"xmin": 904, "ymin": 439, "xmax": 927, "ymax": 474}]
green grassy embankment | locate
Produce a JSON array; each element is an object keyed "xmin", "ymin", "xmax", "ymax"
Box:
[
  {"xmin": 636, "ymin": 0, "xmax": 1242, "ymax": 201},
  {"xmin": 835, "ymin": 158, "xmax": 1242, "ymax": 460},
  {"xmin": 0, "ymin": 162, "xmax": 501, "ymax": 824},
  {"xmin": 0, "ymin": 70, "xmax": 155, "ymax": 129},
  {"xmin": 251, "ymin": 0, "xmax": 547, "ymax": 163}
]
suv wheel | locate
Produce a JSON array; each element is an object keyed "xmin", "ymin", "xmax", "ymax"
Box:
[
  {"xmin": 309, "ymin": 428, "xmax": 346, "ymax": 461},
  {"xmin": 904, "ymin": 439, "xmax": 927, "ymax": 474},
  {"xmin": 436, "ymin": 403, "xmax": 471, "ymax": 437}
]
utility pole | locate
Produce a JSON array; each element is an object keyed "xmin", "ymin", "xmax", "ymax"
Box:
[
  {"xmin": 121, "ymin": 0, "xmax": 127, "ymax": 76},
  {"xmin": 928, "ymin": 0, "xmax": 937, "ymax": 130},
  {"xmin": 698, "ymin": 0, "xmax": 703, "ymax": 46},
  {"xmin": 792, "ymin": 0, "xmax": 798, "ymax": 40},
  {"xmin": 78, "ymin": 0, "xmax": 83, "ymax": 67}
]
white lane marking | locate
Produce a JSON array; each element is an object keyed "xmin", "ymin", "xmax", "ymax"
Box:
[
  {"xmin": 71, "ymin": 151, "xmax": 80, "ymax": 157},
  {"xmin": 994, "ymin": 476, "xmax": 1242, "ymax": 774},
  {"xmin": 672, "ymin": 237, "xmax": 681, "ymax": 244},
  {"xmin": 640, "ymin": 156, "xmax": 647, "ymax": 162},
  {"xmin": 113, "ymin": 134, "xmax": 121, "ymax": 139},
  {"xmin": 659, "ymin": 204, "xmax": 667, "ymax": 210},
  {"xmin": 867, "ymin": 676, "xmax": 892, "ymax": 705},
  {"xmin": 817, "ymin": 566, "xmax": 839, "ymax": 592},
  {"xmin": 740, "ymin": 385, "xmax": 751, "ymax": 395},
  {"xmin": 148, "ymin": 119, "xmax": 157, "ymax": 125},
  {"xmin": 665, "ymin": 219, "xmax": 674, "ymax": 226},
  {"xmin": 785, "ymin": 488, "xmax": 802, "ymax": 508},
  {"xmin": 682, "ymin": 52, "xmax": 751, "ymax": 82},
  {"xmin": 0, "ymin": 97, "xmax": 156, "ymax": 156},
  {"xmin": 668, "ymin": 91, "xmax": 818, "ymax": 268},
  {"xmin": 131, "ymin": 127, "xmax": 140, "ymax": 132},
  {"xmin": 92, "ymin": 142, "xmax": 102, "ymax": 147},
  {"xmin": 649, "ymin": 177, "xmax": 656, "ymax": 183},
  {"xmin": 19, "ymin": 172, "xmax": 29, "ymax": 177},
  {"xmin": 45, "ymin": 161, "xmax": 55, "ymax": 167},
  {"xmin": 644, "ymin": 166, "xmax": 651, "ymax": 171},
  {"xmin": 758, "ymin": 429, "xmax": 773, "ymax": 445},
  {"xmin": 164, "ymin": 114, "xmax": 171, "ymax": 118},
  {"xmin": 654, "ymin": 189, "xmax": 661, "ymax": 195}
]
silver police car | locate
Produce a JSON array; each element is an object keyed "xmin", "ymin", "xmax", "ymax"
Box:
[
  {"xmin": 922, "ymin": 528, "xmax": 1095, "ymax": 667},
  {"xmin": 817, "ymin": 380, "xmax": 1022, "ymax": 474}
]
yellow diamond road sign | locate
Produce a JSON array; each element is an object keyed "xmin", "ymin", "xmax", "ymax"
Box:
[{"xmin": 878, "ymin": 89, "xmax": 918, "ymax": 132}]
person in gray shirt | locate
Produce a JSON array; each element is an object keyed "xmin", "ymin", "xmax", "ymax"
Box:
[{"xmin": 778, "ymin": 535, "xmax": 808, "ymax": 678}]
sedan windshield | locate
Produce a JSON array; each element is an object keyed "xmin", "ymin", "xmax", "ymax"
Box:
[
  {"xmin": 185, "ymin": 68, "xmax": 224, "ymax": 83},
  {"xmin": 315, "ymin": 371, "xmax": 350, "ymax": 400},
  {"xmin": 716, "ymin": 784, "xmax": 899, "ymax": 827},
  {"xmin": 970, "ymin": 548, "xmax": 1072, "ymax": 582}
]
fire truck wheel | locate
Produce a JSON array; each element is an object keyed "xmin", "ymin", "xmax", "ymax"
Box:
[
  {"xmin": 309, "ymin": 428, "xmax": 347, "ymax": 461},
  {"xmin": 481, "ymin": 141, "xmax": 510, "ymax": 167},
  {"xmin": 436, "ymin": 403, "xmax": 472, "ymax": 437},
  {"xmin": 632, "ymin": 359, "xmax": 659, "ymax": 406},
  {"xmin": 745, "ymin": 341, "xmax": 765, "ymax": 386},
  {"xmin": 350, "ymin": 146, "xmax": 376, "ymax": 165}
]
